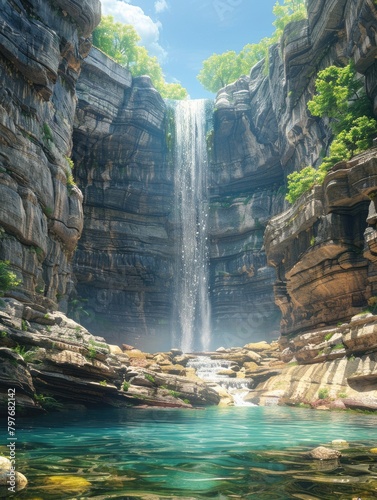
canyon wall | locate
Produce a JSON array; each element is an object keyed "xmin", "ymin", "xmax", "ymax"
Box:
[
  {"xmin": 1, "ymin": 0, "xmax": 377, "ymax": 356},
  {"xmin": 72, "ymin": 48, "xmax": 175, "ymax": 352},
  {"xmin": 0, "ymin": 0, "xmax": 100, "ymax": 310},
  {"xmin": 212, "ymin": 0, "xmax": 377, "ymax": 348},
  {"xmin": 262, "ymin": 0, "xmax": 377, "ymax": 341}
]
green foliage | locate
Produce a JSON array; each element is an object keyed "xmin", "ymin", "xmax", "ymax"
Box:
[
  {"xmin": 43, "ymin": 206, "xmax": 53, "ymax": 217},
  {"xmin": 12, "ymin": 344, "xmax": 28, "ymax": 357},
  {"xmin": 66, "ymin": 171, "xmax": 76, "ymax": 193},
  {"xmin": 65, "ymin": 156, "xmax": 74, "ymax": 170},
  {"xmin": 99, "ymin": 380, "xmax": 107, "ymax": 386},
  {"xmin": 159, "ymin": 82, "xmax": 188, "ymax": 100},
  {"xmin": 285, "ymin": 166, "xmax": 325, "ymax": 203},
  {"xmin": 122, "ymin": 381, "xmax": 130, "ymax": 391},
  {"xmin": 63, "ymin": 157, "xmax": 76, "ymax": 193},
  {"xmin": 329, "ymin": 116, "xmax": 377, "ymax": 159},
  {"xmin": 324, "ymin": 332, "xmax": 334, "ymax": 341},
  {"xmin": 21, "ymin": 319, "xmax": 28, "ymax": 332},
  {"xmin": 145, "ymin": 373, "xmax": 155, "ymax": 384},
  {"xmin": 87, "ymin": 344, "xmax": 97, "ymax": 360},
  {"xmin": 168, "ymin": 389, "xmax": 181, "ymax": 398},
  {"xmin": 12, "ymin": 345, "xmax": 35, "ymax": 362},
  {"xmin": 332, "ymin": 343, "xmax": 344, "ymax": 351},
  {"xmin": 307, "ymin": 63, "xmax": 373, "ymax": 134},
  {"xmin": 238, "ymin": 38, "xmax": 272, "ymax": 77},
  {"xmin": 286, "ymin": 63, "xmax": 377, "ymax": 204},
  {"xmin": 34, "ymin": 393, "xmax": 63, "ymax": 411},
  {"xmin": 272, "ymin": 0, "xmax": 308, "ymax": 39},
  {"xmin": 92, "ymin": 15, "xmax": 140, "ymax": 68},
  {"xmin": 197, "ymin": 0, "xmax": 307, "ymax": 93},
  {"xmin": 93, "ymin": 16, "xmax": 188, "ymax": 100},
  {"xmin": 0, "ymin": 260, "xmax": 21, "ymax": 296},
  {"xmin": 318, "ymin": 387, "xmax": 329, "ymax": 400},
  {"xmin": 367, "ymin": 295, "xmax": 377, "ymax": 314},
  {"xmin": 197, "ymin": 51, "xmax": 242, "ymax": 94},
  {"xmin": 42, "ymin": 123, "xmax": 53, "ymax": 142},
  {"xmin": 337, "ymin": 391, "xmax": 347, "ymax": 399}
]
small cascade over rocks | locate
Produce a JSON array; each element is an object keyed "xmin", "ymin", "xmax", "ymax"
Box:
[{"xmin": 187, "ymin": 355, "xmax": 256, "ymax": 406}]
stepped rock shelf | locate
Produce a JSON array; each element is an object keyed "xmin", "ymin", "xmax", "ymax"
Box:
[{"xmin": 1, "ymin": 299, "xmax": 376, "ymax": 414}]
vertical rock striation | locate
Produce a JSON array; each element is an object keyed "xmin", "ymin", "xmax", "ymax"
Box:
[
  {"xmin": 73, "ymin": 49, "xmax": 174, "ymax": 351},
  {"xmin": 0, "ymin": 0, "xmax": 100, "ymax": 308}
]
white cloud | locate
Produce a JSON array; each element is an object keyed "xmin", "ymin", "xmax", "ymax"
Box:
[
  {"xmin": 100, "ymin": 0, "xmax": 167, "ymax": 61},
  {"xmin": 155, "ymin": 0, "xmax": 168, "ymax": 14}
]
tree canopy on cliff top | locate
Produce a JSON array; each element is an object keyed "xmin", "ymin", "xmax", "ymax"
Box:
[
  {"xmin": 92, "ymin": 16, "xmax": 188, "ymax": 100},
  {"xmin": 197, "ymin": 0, "xmax": 307, "ymax": 93}
]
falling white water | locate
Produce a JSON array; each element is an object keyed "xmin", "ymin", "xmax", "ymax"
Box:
[
  {"xmin": 187, "ymin": 356, "xmax": 256, "ymax": 406},
  {"xmin": 173, "ymin": 99, "xmax": 211, "ymax": 353}
]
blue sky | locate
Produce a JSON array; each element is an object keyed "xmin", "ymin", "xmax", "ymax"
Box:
[{"xmin": 100, "ymin": 0, "xmax": 278, "ymax": 98}]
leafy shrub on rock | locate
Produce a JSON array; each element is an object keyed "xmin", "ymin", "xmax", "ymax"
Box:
[{"xmin": 286, "ymin": 63, "xmax": 377, "ymax": 204}]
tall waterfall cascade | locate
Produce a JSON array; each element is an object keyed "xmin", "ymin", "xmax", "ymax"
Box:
[{"xmin": 173, "ymin": 99, "xmax": 212, "ymax": 353}]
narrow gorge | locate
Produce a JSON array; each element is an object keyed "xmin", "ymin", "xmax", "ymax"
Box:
[
  {"xmin": 0, "ymin": 0, "xmax": 377, "ymax": 422},
  {"xmin": 2, "ymin": 0, "xmax": 377, "ymax": 497}
]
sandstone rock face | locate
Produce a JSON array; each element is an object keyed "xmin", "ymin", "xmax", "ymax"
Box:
[
  {"xmin": 208, "ymin": 0, "xmax": 368, "ymax": 344},
  {"xmin": 209, "ymin": 189, "xmax": 283, "ymax": 344},
  {"xmin": 0, "ymin": 0, "xmax": 100, "ymax": 308},
  {"xmin": 72, "ymin": 49, "xmax": 174, "ymax": 351},
  {"xmin": 0, "ymin": 300, "xmax": 219, "ymax": 413},
  {"xmin": 257, "ymin": 0, "xmax": 377, "ymax": 341},
  {"xmin": 265, "ymin": 147, "xmax": 377, "ymax": 338}
]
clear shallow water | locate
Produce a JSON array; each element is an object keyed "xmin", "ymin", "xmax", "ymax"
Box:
[{"xmin": 7, "ymin": 406, "xmax": 377, "ymax": 499}]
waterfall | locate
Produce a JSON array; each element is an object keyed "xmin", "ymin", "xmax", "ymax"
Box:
[
  {"xmin": 187, "ymin": 356, "xmax": 256, "ymax": 406},
  {"xmin": 173, "ymin": 99, "xmax": 211, "ymax": 353}
]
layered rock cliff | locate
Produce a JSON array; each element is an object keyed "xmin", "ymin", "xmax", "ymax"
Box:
[
  {"xmin": 261, "ymin": 0, "xmax": 377, "ymax": 340},
  {"xmin": 0, "ymin": 0, "xmax": 100, "ymax": 308},
  {"xmin": 213, "ymin": 0, "xmax": 377, "ymax": 346},
  {"xmin": 72, "ymin": 48, "xmax": 174, "ymax": 352}
]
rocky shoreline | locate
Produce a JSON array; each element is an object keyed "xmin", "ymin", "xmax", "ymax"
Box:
[
  {"xmin": 1, "ymin": 297, "xmax": 377, "ymax": 494},
  {"xmin": 1, "ymin": 298, "xmax": 377, "ymax": 416}
]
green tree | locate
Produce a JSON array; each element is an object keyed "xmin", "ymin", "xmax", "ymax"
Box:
[
  {"xmin": 159, "ymin": 82, "xmax": 189, "ymax": 100},
  {"xmin": 92, "ymin": 15, "xmax": 140, "ymax": 68},
  {"xmin": 307, "ymin": 63, "xmax": 373, "ymax": 134},
  {"xmin": 130, "ymin": 46, "xmax": 163, "ymax": 81},
  {"xmin": 0, "ymin": 260, "xmax": 21, "ymax": 296},
  {"xmin": 320, "ymin": 116, "xmax": 377, "ymax": 172},
  {"xmin": 197, "ymin": 51, "xmax": 241, "ymax": 94},
  {"xmin": 285, "ymin": 166, "xmax": 325, "ymax": 204},
  {"xmin": 93, "ymin": 16, "xmax": 188, "ymax": 100},
  {"xmin": 238, "ymin": 38, "xmax": 272, "ymax": 76},
  {"xmin": 197, "ymin": 0, "xmax": 307, "ymax": 93},
  {"xmin": 272, "ymin": 0, "xmax": 307, "ymax": 39},
  {"xmin": 286, "ymin": 63, "xmax": 377, "ymax": 203}
]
